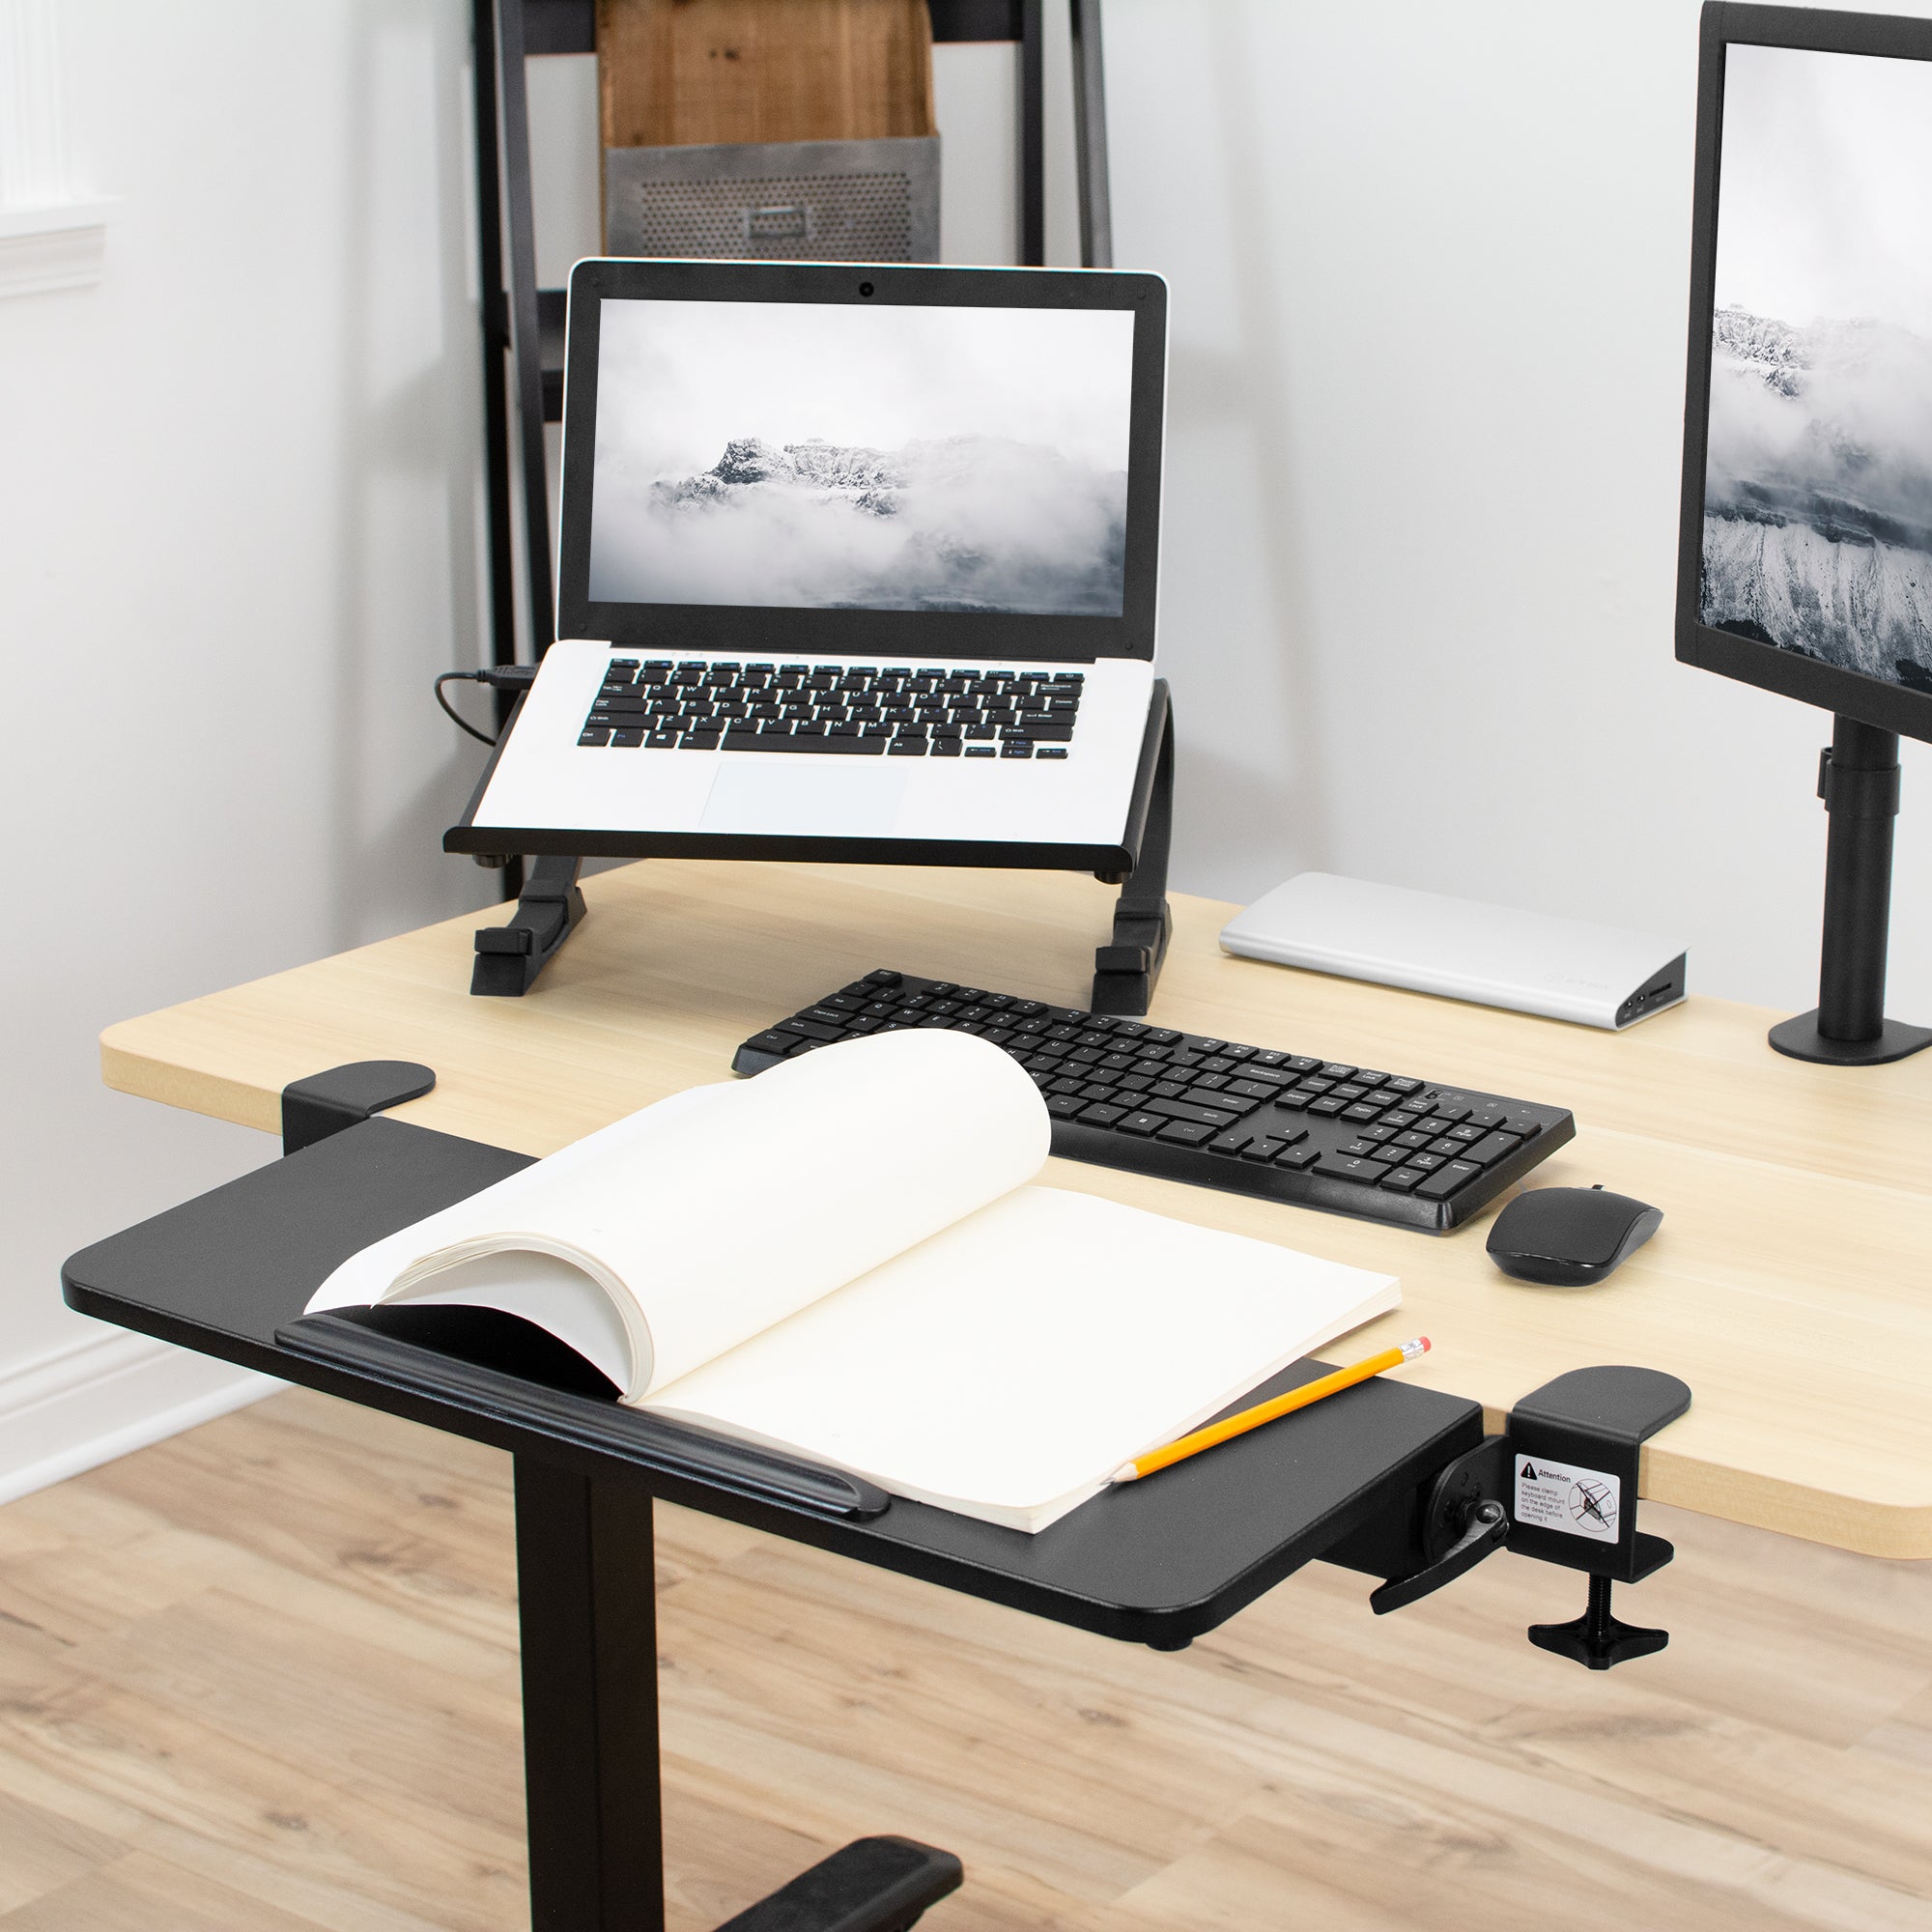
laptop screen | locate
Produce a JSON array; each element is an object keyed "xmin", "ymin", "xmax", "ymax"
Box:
[
  {"xmin": 586, "ymin": 299, "xmax": 1135, "ymax": 619},
  {"xmin": 554, "ymin": 262, "xmax": 1167, "ymax": 662}
]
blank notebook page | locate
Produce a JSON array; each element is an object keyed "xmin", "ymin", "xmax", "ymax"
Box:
[{"xmin": 642, "ymin": 1186, "xmax": 1399, "ymax": 1532}]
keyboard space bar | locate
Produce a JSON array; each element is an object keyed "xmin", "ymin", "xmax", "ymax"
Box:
[{"xmin": 720, "ymin": 731, "xmax": 888, "ymax": 755}]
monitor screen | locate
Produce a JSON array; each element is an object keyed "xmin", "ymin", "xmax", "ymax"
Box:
[
  {"xmin": 583, "ymin": 298, "xmax": 1137, "ymax": 619},
  {"xmin": 1702, "ymin": 41, "xmax": 1932, "ymax": 696}
]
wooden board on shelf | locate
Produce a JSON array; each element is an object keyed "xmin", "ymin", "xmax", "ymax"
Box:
[{"xmin": 598, "ymin": 0, "xmax": 937, "ymax": 151}]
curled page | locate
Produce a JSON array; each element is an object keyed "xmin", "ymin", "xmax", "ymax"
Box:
[{"xmin": 307, "ymin": 1027, "xmax": 1048, "ymax": 1398}]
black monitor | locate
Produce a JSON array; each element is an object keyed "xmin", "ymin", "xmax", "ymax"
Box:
[{"xmin": 1678, "ymin": 3, "xmax": 1932, "ymax": 1063}]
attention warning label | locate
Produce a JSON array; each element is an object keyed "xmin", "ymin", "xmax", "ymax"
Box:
[{"xmin": 1514, "ymin": 1456, "xmax": 1621, "ymax": 1541}]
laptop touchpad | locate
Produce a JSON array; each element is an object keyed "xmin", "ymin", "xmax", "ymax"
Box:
[{"xmin": 698, "ymin": 759, "xmax": 909, "ymax": 838}]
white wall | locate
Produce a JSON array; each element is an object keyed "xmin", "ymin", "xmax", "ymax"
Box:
[
  {"xmin": 1103, "ymin": 0, "xmax": 1932, "ymax": 1016},
  {"xmin": 0, "ymin": 0, "xmax": 496, "ymax": 1495}
]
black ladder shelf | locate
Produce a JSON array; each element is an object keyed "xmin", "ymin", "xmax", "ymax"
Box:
[{"xmin": 471, "ymin": 0, "xmax": 1116, "ymax": 686}]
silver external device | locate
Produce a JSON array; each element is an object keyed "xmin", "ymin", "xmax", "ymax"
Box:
[{"xmin": 1219, "ymin": 873, "xmax": 1687, "ymax": 1031}]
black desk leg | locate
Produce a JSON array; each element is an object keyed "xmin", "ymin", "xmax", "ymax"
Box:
[
  {"xmin": 515, "ymin": 1457, "xmax": 666, "ymax": 1931},
  {"xmin": 512, "ymin": 1457, "xmax": 962, "ymax": 1932}
]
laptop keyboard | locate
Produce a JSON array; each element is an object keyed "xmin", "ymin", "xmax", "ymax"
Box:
[
  {"xmin": 732, "ymin": 968, "xmax": 1577, "ymax": 1234},
  {"xmin": 577, "ymin": 660, "xmax": 1085, "ymax": 759}
]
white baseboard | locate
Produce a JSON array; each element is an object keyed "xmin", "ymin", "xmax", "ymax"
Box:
[
  {"xmin": 0, "ymin": 1326, "xmax": 277, "ymax": 1506},
  {"xmin": 0, "ymin": 199, "xmax": 116, "ymax": 298}
]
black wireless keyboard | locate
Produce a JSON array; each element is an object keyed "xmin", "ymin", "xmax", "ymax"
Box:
[{"xmin": 731, "ymin": 969, "xmax": 1576, "ymax": 1234}]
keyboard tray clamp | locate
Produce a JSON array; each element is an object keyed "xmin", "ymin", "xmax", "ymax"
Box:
[{"xmin": 1332, "ymin": 1366, "xmax": 1691, "ymax": 1669}]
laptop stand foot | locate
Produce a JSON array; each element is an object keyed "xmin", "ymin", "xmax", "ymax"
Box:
[
  {"xmin": 1093, "ymin": 905, "xmax": 1172, "ymax": 1015},
  {"xmin": 471, "ymin": 854, "xmax": 586, "ymax": 995},
  {"xmin": 1090, "ymin": 686, "xmax": 1173, "ymax": 1017}
]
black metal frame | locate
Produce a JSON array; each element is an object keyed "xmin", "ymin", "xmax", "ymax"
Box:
[
  {"xmin": 484, "ymin": 0, "xmax": 558, "ymax": 667},
  {"xmin": 512, "ymin": 1454, "xmax": 968, "ymax": 1930},
  {"xmin": 511, "ymin": 1459, "xmax": 969, "ymax": 1930},
  {"xmin": 457, "ymin": 684, "xmax": 1174, "ymax": 1010},
  {"xmin": 63, "ymin": 1071, "xmax": 1694, "ymax": 1929}
]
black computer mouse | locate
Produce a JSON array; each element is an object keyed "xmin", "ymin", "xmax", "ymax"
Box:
[{"xmin": 1486, "ymin": 1185, "xmax": 1662, "ymax": 1287}]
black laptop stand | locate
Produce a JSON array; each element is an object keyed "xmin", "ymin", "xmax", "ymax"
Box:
[
  {"xmin": 62, "ymin": 1062, "xmax": 1690, "ymax": 1930},
  {"xmin": 457, "ymin": 682, "xmax": 1177, "ymax": 1018}
]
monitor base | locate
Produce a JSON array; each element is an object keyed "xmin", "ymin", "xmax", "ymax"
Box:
[
  {"xmin": 1768, "ymin": 1009, "xmax": 1932, "ymax": 1065},
  {"xmin": 1771, "ymin": 717, "xmax": 1931, "ymax": 1069}
]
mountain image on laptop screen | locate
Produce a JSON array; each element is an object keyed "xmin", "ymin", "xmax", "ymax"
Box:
[
  {"xmin": 1702, "ymin": 43, "xmax": 1932, "ymax": 694},
  {"xmin": 586, "ymin": 298, "xmax": 1136, "ymax": 616}
]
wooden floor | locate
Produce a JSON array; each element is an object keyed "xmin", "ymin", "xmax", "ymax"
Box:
[{"xmin": 0, "ymin": 1392, "xmax": 1927, "ymax": 1931}]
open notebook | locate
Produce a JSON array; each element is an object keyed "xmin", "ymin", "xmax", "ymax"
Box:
[{"xmin": 307, "ymin": 1029, "xmax": 1399, "ymax": 1531}]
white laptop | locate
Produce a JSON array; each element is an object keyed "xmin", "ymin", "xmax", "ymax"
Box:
[{"xmin": 447, "ymin": 258, "xmax": 1169, "ymax": 869}]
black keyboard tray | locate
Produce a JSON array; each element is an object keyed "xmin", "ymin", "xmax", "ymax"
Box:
[{"xmin": 63, "ymin": 1115, "xmax": 1484, "ymax": 1647}]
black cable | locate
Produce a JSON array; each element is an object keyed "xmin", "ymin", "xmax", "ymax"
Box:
[
  {"xmin": 435, "ymin": 673, "xmax": 497, "ymax": 745},
  {"xmin": 435, "ymin": 666, "xmax": 538, "ymax": 746}
]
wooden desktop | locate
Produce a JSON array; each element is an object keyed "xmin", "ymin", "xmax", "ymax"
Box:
[{"xmin": 98, "ymin": 856, "xmax": 1932, "ymax": 1563}]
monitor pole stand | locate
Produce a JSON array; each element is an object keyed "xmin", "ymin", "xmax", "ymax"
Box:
[{"xmin": 1769, "ymin": 714, "xmax": 1932, "ymax": 1065}]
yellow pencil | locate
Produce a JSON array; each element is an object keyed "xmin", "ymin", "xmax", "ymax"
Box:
[{"xmin": 1111, "ymin": 1337, "xmax": 1433, "ymax": 1483}]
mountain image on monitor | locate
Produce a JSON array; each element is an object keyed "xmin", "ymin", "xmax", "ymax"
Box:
[
  {"xmin": 592, "ymin": 429, "xmax": 1127, "ymax": 615},
  {"xmin": 1700, "ymin": 42, "xmax": 1932, "ymax": 695},
  {"xmin": 1702, "ymin": 305, "xmax": 1932, "ymax": 692}
]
